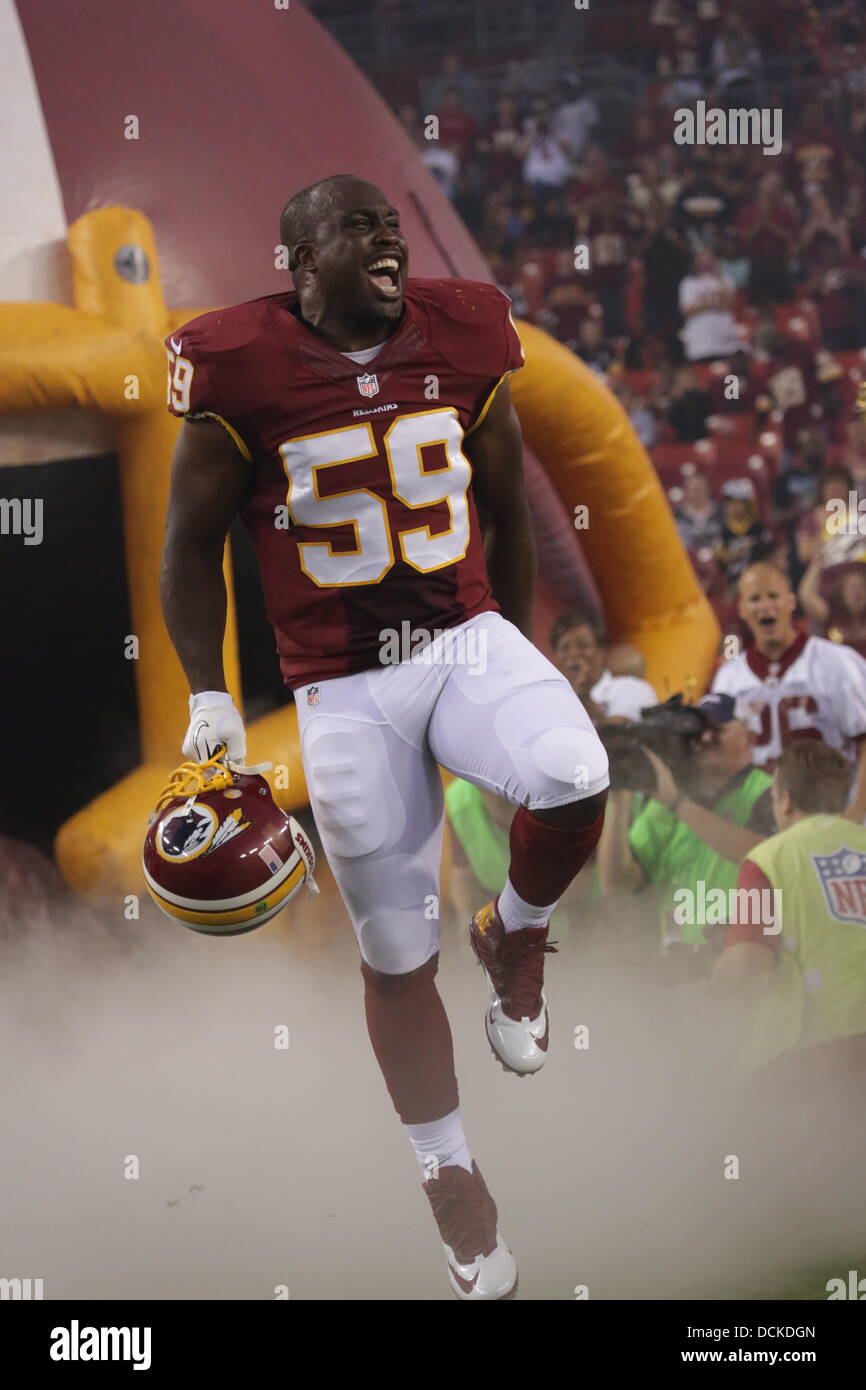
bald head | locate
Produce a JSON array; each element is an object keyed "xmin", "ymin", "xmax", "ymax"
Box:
[
  {"xmin": 276, "ymin": 174, "xmax": 408, "ymax": 348},
  {"xmin": 737, "ymin": 561, "xmax": 791, "ymax": 600},
  {"xmin": 279, "ymin": 175, "xmax": 388, "ymax": 272}
]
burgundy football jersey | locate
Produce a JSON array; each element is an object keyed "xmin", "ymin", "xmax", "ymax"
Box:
[
  {"xmin": 165, "ymin": 278, "xmax": 525, "ymax": 689},
  {"xmin": 752, "ymin": 341, "xmax": 820, "ymax": 449}
]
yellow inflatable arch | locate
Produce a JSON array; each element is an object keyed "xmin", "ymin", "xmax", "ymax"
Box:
[{"xmin": 0, "ymin": 208, "xmax": 718, "ymax": 900}]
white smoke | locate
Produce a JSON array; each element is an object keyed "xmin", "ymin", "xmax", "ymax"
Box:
[{"xmin": 1, "ymin": 885, "xmax": 863, "ymax": 1301}]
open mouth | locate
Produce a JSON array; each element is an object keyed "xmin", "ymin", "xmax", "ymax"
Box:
[
  {"xmin": 367, "ymin": 257, "xmax": 402, "ymax": 298},
  {"xmin": 757, "ymin": 615, "xmax": 777, "ymax": 628}
]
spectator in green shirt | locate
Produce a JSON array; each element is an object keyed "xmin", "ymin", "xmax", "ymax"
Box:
[{"xmin": 598, "ymin": 694, "xmax": 775, "ymax": 971}]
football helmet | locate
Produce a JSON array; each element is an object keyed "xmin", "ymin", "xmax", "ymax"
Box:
[{"xmin": 142, "ymin": 748, "xmax": 318, "ymax": 935}]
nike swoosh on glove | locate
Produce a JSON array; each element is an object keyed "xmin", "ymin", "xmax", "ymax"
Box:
[{"xmin": 183, "ymin": 690, "xmax": 247, "ymax": 766}]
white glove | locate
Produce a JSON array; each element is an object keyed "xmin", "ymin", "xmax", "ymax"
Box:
[{"xmin": 183, "ymin": 690, "xmax": 247, "ymax": 767}]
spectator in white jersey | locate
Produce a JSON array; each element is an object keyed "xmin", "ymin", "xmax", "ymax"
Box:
[
  {"xmin": 711, "ymin": 562, "xmax": 866, "ymax": 820},
  {"xmin": 551, "ymin": 612, "xmax": 657, "ymax": 725},
  {"xmin": 678, "ymin": 248, "xmax": 740, "ymax": 364}
]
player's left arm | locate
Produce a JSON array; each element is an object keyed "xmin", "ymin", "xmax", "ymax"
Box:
[{"xmin": 463, "ymin": 376, "xmax": 536, "ymax": 636}]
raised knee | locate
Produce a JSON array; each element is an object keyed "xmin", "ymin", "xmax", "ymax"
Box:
[
  {"xmin": 527, "ymin": 724, "xmax": 609, "ymax": 803},
  {"xmin": 535, "ymin": 787, "xmax": 608, "ymax": 829}
]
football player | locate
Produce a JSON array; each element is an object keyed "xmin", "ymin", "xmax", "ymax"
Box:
[
  {"xmin": 712, "ymin": 562, "xmax": 866, "ymax": 820},
  {"xmin": 160, "ymin": 175, "xmax": 609, "ymax": 1299}
]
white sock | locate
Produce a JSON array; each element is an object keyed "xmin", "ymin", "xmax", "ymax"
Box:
[
  {"xmin": 497, "ymin": 876, "xmax": 557, "ymax": 933},
  {"xmin": 406, "ymin": 1106, "xmax": 473, "ymax": 1177}
]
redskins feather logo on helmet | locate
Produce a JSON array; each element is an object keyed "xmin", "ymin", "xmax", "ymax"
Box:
[{"xmin": 142, "ymin": 747, "xmax": 318, "ymax": 935}]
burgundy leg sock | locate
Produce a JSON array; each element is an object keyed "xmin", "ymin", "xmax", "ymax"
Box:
[
  {"xmin": 508, "ymin": 806, "xmax": 605, "ymax": 907},
  {"xmin": 361, "ymin": 952, "xmax": 459, "ymax": 1125}
]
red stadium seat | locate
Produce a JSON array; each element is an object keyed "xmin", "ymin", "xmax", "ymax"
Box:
[
  {"xmin": 706, "ymin": 411, "xmax": 756, "ymax": 441},
  {"xmin": 690, "ymin": 363, "xmax": 715, "ymax": 390},
  {"xmin": 777, "ymin": 299, "xmax": 820, "ymax": 346},
  {"xmin": 706, "ymin": 451, "xmax": 773, "ymax": 523},
  {"xmin": 627, "ymin": 368, "xmax": 655, "ymax": 396},
  {"xmin": 650, "ymin": 441, "xmax": 711, "ymax": 488},
  {"xmin": 832, "ymin": 349, "xmax": 866, "ymax": 376},
  {"xmin": 754, "ymin": 427, "xmax": 783, "ymax": 478}
]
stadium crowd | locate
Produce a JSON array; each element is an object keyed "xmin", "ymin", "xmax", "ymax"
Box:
[{"xmin": 383, "ymin": 0, "xmax": 866, "ymax": 645}]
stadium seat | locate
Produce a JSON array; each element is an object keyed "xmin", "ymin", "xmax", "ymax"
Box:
[{"xmin": 778, "ymin": 299, "xmax": 821, "ymax": 345}]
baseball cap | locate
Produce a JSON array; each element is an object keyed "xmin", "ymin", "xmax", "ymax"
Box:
[{"xmin": 696, "ymin": 692, "xmax": 737, "ymax": 726}]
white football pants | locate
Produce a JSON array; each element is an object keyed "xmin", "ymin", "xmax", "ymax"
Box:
[{"xmin": 295, "ymin": 612, "xmax": 608, "ymax": 974}]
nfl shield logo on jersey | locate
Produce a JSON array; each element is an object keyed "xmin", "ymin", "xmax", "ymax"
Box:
[
  {"xmin": 357, "ymin": 372, "xmax": 379, "ymax": 398},
  {"xmin": 307, "ymin": 685, "xmax": 320, "ymax": 707},
  {"xmin": 812, "ymin": 846, "xmax": 866, "ymax": 926}
]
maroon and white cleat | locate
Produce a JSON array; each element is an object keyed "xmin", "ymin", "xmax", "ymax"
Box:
[
  {"xmin": 469, "ymin": 900, "xmax": 557, "ymax": 1075},
  {"xmin": 422, "ymin": 1161, "xmax": 517, "ymax": 1300}
]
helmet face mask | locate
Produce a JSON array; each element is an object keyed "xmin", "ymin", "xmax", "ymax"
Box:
[{"xmin": 142, "ymin": 755, "xmax": 317, "ymax": 935}]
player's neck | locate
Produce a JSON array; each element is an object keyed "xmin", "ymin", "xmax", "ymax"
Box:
[
  {"xmin": 293, "ymin": 301, "xmax": 402, "ymax": 353},
  {"xmin": 755, "ymin": 627, "xmax": 796, "ymax": 661}
]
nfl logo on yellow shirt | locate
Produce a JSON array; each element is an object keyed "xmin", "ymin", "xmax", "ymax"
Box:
[{"xmin": 813, "ymin": 846, "xmax": 866, "ymax": 925}]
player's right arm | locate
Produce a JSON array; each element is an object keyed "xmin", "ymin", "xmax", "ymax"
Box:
[{"xmin": 161, "ymin": 416, "xmax": 250, "ymax": 696}]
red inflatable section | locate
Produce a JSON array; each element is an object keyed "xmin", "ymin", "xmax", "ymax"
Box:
[{"xmin": 16, "ymin": 0, "xmax": 493, "ymax": 302}]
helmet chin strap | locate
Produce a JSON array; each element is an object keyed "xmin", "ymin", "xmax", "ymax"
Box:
[
  {"xmin": 155, "ymin": 746, "xmax": 274, "ymax": 811},
  {"xmin": 224, "ymin": 757, "xmax": 273, "ymax": 776},
  {"xmin": 200, "ymin": 743, "xmax": 273, "ymax": 778}
]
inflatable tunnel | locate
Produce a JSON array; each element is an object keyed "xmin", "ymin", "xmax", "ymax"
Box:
[{"xmin": 2, "ymin": 0, "xmax": 719, "ymax": 899}]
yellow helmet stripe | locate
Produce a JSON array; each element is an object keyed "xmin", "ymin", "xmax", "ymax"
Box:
[{"xmin": 145, "ymin": 857, "xmax": 306, "ymax": 926}]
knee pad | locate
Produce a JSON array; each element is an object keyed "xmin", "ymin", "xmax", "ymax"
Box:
[
  {"xmin": 303, "ymin": 719, "xmax": 405, "ymax": 858},
  {"xmin": 489, "ymin": 684, "xmax": 609, "ymax": 805},
  {"xmin": 350, "ymin": 854, "xmax": 441, "ymax": 974},
  {"xmin": 525, "ymin": 724, "xmax": 610, "ymax": 804}
]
